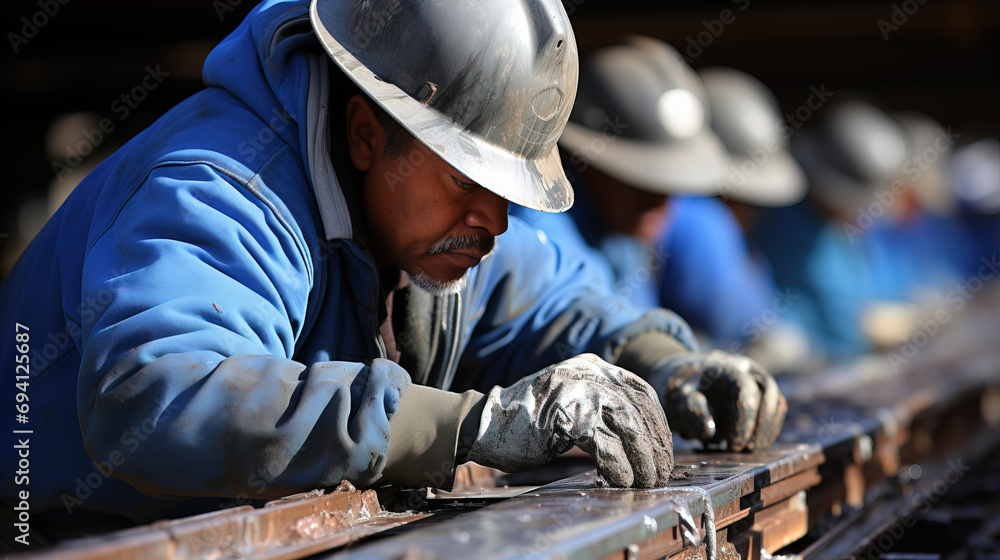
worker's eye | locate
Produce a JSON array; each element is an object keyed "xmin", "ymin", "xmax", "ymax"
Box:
[{"xmin": 451, "ymin": 176, "xmax": 476, "ymax": 190}]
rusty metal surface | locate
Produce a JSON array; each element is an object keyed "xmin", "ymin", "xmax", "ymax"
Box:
[
  {"xmin": 16, "ymin": 350, "xmax": 997, "ymax": 560},
  {"xmin": 321, "ymin": 443, "xmax": 824, "ymax": 560},
  {"xmin": 16, "ymin": 483, "xmax": 428, "ymax": 560},
  {"xmin": 320, "ymin": 295, "xmax": 1000, "ymax": 560},
  {"xmin": 800, "ymin": 425, "xmax": 1000, "ymax": 559},
  {"xmin": 14, "ymin": 291, "xmax": 1000, "ymax": 560}
]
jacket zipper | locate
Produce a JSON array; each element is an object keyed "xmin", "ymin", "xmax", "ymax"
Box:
[{"xmin": 439, "ymin": 292, "xmax": 463, "ymax": 390}]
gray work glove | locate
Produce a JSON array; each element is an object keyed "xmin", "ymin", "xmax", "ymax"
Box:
[
  {"xmin": 648, "ymin": 350, "xmax": 787, "ymax": 452},
  {"xmin": 467, "ymin": 354, "xmax": 674, "ymax": 488}
]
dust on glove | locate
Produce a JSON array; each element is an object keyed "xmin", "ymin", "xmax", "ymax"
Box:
[
  {"xmin": 648, "ymin": 350, "xmax": 787, "ymax": 452},
  {"xmin": 467, "ymin": 354, "xmax": 674, "ymax": 488}
]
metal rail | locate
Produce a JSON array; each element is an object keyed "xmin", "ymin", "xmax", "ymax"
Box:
[{"xmin": 15, "ymin": 291, "xmax": 1000, "ymax": 560}]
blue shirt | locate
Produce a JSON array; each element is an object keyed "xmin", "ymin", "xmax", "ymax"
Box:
[
  {"xmin": 513, "ymin": 185, "xmax": 775, "ymax": 346},
  {"xmin": 0, "ymin": 0, "xmax": 695, "ymax": 523}
]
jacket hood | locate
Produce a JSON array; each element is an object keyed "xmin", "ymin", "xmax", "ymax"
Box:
[
  {"xmin": 202, "ymin": 0, "xmax": 317, "ymax": 162},
  {"xmin": 203, "ymin": 0, "xmax": 354, "ymax": 240}
]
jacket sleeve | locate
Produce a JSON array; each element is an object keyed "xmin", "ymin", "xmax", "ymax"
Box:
[
  {"xmin": 456, "ymin": 217, "xmax": 698, "ymax": 390},
  {"xmin": 77, "ymin": 163, "xmax": 409, "ymax": 500},
  {"xmin": 657, "ymin": 197, "xmax": 775, "ymax": 345}
]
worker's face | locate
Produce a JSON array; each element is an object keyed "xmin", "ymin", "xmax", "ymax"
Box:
[
  {"xmin": 581, "ymin": 166, "xmax": 670, "ymax": 244},
  {"xmin": 346, "ymin": 96, "xmax": 508, "ymax": 290}
]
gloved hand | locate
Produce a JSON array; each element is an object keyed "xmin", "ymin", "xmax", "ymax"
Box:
[
  {"xmin": 466, "ymin": 354, "xmax": 673, "ymax": 488},
  {"xmin": 647, "ymin": 350, "xmax": 787, "ymax": 452}
]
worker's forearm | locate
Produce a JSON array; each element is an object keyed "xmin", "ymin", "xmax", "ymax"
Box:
[
  {"xmin": 382, "ymin": 385, "xmax": 484, "ymax": 489},
  {"xmin": 80, "ymin": 352, "xmax": 410, "ymax": 499},
  {"xmin": 615, "ymin": 329, "xmax": 692, "ymax": 377}
]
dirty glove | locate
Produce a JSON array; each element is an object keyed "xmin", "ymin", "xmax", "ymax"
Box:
[
  {"xmin": 466, "ymin": 354, "xmax": 674, "ymax": 488},
  {"xmin": 647, "ymin": 350, "xmax": 787, "ymax": 452}
]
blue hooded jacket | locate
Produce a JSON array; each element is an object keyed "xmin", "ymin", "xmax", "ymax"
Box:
[
  {"xmin": 0, "ymin": 0, "xmax": 693, "ymax": 524},
  {"xmin": 512, "ymin": 177, "xmax": 774, "ymax": 346}
]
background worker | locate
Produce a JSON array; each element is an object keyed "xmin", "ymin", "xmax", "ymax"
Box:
[
  {"xmin": 751, "ymin": 97, "xmax": 932, "ymax": 360},
  {"xmin": 513, "ymin": 39, "xmax": 807, "ymax": 367},
  {"xmin": 0, "ymin": 0, "xmax": 786, "ymax": 542},
  {"xmin": 866, "ymin": 111, "xmax": 974, "ymax": 302},
  {"xmin": 947, "ymin": 138, "xmax": 1000, "ymax": 279},
  {"xmin": 666, "ymin": 66, "xmax": 811, "ymax": 370},
  {"xmin": 752, "ymin": 98, "xmax": 994, "ymax": 361}
]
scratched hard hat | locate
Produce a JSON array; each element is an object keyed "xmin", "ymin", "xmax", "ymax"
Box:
[
  {"xmin": 700, "ymin": 67, "xmax": 808, "ymax": 207},
  {"xmin": 558, "ymin": 36, "xmax": 729, "ymax": 195},
  {"xmin": 790, "ymin": 95, "xmax": 909, "ymax": 213},
  {"xmin": 310, "ymin": 0, "xmax": 579, "ymax": 213}
]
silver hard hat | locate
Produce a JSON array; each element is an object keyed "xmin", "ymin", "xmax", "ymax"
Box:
[
  {"xmin": 699, "ymin": 67, "xmax": 807, "ymax": 207},
  {"xmin": 949, "ymin": 138, "xmax": 1000, "ymax": 215},
  {"xmin": 790, "ymin": 96, "xmax": 908, "ymax": 213},
  {"xmin": 558, "ymin": 36, "xmax": 729, "ymax": 195},
  {"xmin": 310, "ymin": 0, "xmax": 578, "ymax": 212},
  {"xmin": 895, "ymin": 111, "xmax": 956, "ymax": 216}
]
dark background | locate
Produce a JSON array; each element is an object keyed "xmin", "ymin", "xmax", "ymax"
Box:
[{"xmin": 1, "ymin": 0, "xmax": 997, "ymax": 275}]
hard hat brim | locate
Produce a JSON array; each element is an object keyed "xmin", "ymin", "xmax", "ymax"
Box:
[
  {"xmin": 310, "ymin": 2, "xmax": 574, "ymax": 213},
  {"xmin": 723, "ymin": 149, "xmax": 808, "ymax": 207},
  {"xmin": 558, "ymin": 120, "xmax": 730, "ymax": 196},
  {"xmin": 793, "ymin": 129, "xmax": 888, "ymax": 214}
]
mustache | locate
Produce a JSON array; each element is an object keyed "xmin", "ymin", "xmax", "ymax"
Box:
[{"xmin": 429, "ymin": 234, "xmax": 496, "ymax": 255}]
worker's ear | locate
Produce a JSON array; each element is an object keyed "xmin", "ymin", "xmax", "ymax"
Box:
[{"xmin": 345, "ymin": 94, "xmax": 382, "ymax": 173}]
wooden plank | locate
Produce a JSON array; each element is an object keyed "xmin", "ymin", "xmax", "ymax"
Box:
[
  {"xmin": 751, "ymin": 491, "xmax": 809, "ymax": 554},
  {"xmin": 759, "ymin": 468, "xmax": 821, "ymax": 507}
]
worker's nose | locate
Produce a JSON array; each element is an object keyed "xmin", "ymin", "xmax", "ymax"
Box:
[{"xmin": 465, "ymin": 187, "xmax": 509, "ymax": 238}]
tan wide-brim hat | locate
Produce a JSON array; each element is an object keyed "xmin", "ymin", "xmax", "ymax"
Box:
[
  {"xmin": 557, "ymin": 37, "xmax": 729, "ymax": 195},
  {"xmin": 699, "ymin": 67, "xmax": 807, "ymax": 207}
]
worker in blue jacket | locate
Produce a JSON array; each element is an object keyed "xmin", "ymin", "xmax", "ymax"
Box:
[
  {"xmin": 752, "ymin": 97, "xmax": 923, "ymax": 360},
  {"xmin": 512, "ymin": 43, "xmax": 807, "ymax": 358},
  {"xmin": 948, "ymin": 138, "xmax": 1000, "ymax": 279},
  {"xmin": 0, "ymin": 0, "xmax": 786, "ymax": 539}
]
